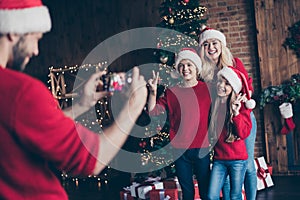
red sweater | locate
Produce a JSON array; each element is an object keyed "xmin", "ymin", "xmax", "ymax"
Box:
[
  {"xmin": 213, "ymin": 102, "xmax": 252, "ymax": 160},
  {"xmin": 150, "ymin": 81, "xmax": 211, "ymax": 149},
  {"xmin": 0, "ymin": 67, "xmax": 99, "ymax": 199}
]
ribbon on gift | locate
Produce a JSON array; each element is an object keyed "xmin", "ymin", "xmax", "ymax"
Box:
[
  {"xmin": 135, "ymin": 181, "xmax": 164, "ymax": 199},
  {"xmin": 255, "ymin": 159, "xmax": 269, "ymax": 187},
  {"xmin": 123, "ymin": 192, "xmax": 129, "ymax": 200},
  {"xmin": 130, "ymin": 182, "xmax": 140, "ymax": 197},
  {"xmin": 121, "ymin": 187, "xmax": 132, "ymax": 200},
  {"xmin": 145, "ymin": 176, "xmax": 161, "ymax": 182}
]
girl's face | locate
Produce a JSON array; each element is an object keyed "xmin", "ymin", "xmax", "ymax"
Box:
[
  {"xmin": 202, "ymin": 38, "xmax": 222, "ymax": 64},
  {"xmin": 216, "ymin": 76, "xmax": 233, "ymax": 98},
  {"xmin": 177, "ymin": 59, "xmax": 198, "ymax": 82}
]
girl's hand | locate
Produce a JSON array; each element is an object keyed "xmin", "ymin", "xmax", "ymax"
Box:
[
  {"xmin": 147, "ymin": 70, "xmax": 159, "ymax": 96},
  {"xmin": 231, "ymin": 93, "xmax": 245, "ymax": 116}
]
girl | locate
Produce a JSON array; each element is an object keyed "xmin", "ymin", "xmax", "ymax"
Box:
[
  {"xmin": 207, "ymin": 66, "xmax": 253, "ymax": 200},
  {"xmin": 148, "ymin": 48, "xmax": 211, "ymax": 200}
]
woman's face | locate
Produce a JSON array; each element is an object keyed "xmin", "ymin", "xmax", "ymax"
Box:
[
  {"xmin": 202, "ymin": 38, "xmax": 222, "ymax": 64},
  {"xmin": 177, "ymin": 59, "xmax": 198, "ymax": 82},
  {"xmin": 216, "ymin": 76, "xmax": 233, "ymax": 98}
]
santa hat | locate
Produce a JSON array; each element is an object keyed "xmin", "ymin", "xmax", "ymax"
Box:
[
  {"xmin": 0, "ymin": 0, "xmax": 51, "ymax": 34},
  {"xmin": 199, "ymin": 26, "xmax": 226, "ymax": 46},
  {"xmin": 174, "ymin": 48, "xmax": 202, "ymax": 73},
  {"xmin": 217, "ymin": 66, "xmax": 256, "ymax": 109}
]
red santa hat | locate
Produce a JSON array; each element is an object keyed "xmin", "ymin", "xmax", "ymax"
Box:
[
  {"xmin": 199, "ymin": 26, "xmax": 226, "ymax": 46},
  {"xmin": 217, "ymin": 66, "xmax": 256, "ymax": 109},
  {"xmin": 174, "ymin": 48, "xmax": 202, "ymax": 72},
  {"xmin": 0, "ymin": 0, "xmax": 51, "ymax": 34}
]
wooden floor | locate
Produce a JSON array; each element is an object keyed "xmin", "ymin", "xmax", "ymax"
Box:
[{"xmin": 64, "ymin": 175, "xmax": 300, "ymax": 200}]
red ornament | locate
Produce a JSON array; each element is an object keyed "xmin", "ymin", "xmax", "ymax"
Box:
[{"xmin": 183, "ymin": 0, "xmax": 190, "ymax": 3}]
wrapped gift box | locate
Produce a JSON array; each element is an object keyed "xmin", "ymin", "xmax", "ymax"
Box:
[
  {"xmin": 120, "ymin": 190, "xmax": 134, "ymax": 200},
  {"xmin": 149, "ymin": 189, "xmax": 178, "ymax": 200},
  {"xmin": 130, "ymin": 180, "xmax": 164, "ymax": 199},
  {"xmin": 130, "ymin": 182, "xmax": 141, "ymax": 198},
  {"xmin": 163, "ymin": 177, "xmax": 200, "ymax": 200},
  {"xmin": 254, "ymin": 156, "xmax": 274, "ymax": 190},
  {"xmin": 163, "ymin": 177, "xmax": 181, "ymax": 190}
]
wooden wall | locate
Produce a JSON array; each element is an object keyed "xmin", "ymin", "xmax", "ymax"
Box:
[
  {"xmin": 25, "ymin": 0, "xmax": 161, "ymax": 83},
  {"xmin": 254, "ymin": 0, "xmax": 300, "ymax": 174}
]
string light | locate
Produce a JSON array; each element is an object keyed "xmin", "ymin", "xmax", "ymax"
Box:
[{"xmin": 48, "ymin": 62, "xmax": 119, "ymax": 189}]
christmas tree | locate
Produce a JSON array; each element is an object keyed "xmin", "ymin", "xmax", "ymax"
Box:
[
  {"xmin": 156, "ymin": 0, "xmax": 207, "ymax": 66},
  {"xmin": 133, "ymin": 0, "xmax": 208, "ymax": 179}
]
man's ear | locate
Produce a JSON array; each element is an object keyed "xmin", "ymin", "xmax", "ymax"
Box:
[{"xmin": 7, "ymin": 33, "xmax": 20, "ymax": 44}]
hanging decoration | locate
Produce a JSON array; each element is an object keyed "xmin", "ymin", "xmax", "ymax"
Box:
[{"xmin": 260, "ymin": 73, "xmax": 300, "ymax": 135}]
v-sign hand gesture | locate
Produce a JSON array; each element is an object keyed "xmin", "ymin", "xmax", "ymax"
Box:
[
  {"xmin": 147, "ymin": 70, "xmax": 160, "ymax": 96},
  {"xmin": 232, "ymin": 93, "xmax": 246, "ymax": 116}
]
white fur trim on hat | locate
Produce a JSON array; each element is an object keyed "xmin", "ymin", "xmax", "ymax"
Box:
[
  {"xmin": 0, "ymin": 6, "xmax": 51, "ymax": 34},
  {"xmin": 175, "ymin": 49, "xmax": 202, "ymax": 73},
  {"xmin": 217, "ymin": 66, "xmax": 242, "ymax": 94},
  {"xmin": 279, "ymin": 102, "xmax": 293, "ymax": 119},
  {"xmin": 199, "ymin": 29, "xmax": 226, "ymax": 46}
]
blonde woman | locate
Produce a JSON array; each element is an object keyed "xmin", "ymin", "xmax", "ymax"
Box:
[{"xmin": 199, "ymin": 27, "xmax": 257, "ymax": 200}]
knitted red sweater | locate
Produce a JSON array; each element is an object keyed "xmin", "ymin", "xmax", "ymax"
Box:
[
  {"xmin": 150, "ymin": 81, "xmax": 211, "ymax": 149},
  {"xmin": 0, "ymin": 67, "xmax": 99, "ymax": 199},
  {"xmin": 213, "ymin": 102, "xmax": 252, "ymax": 160}
]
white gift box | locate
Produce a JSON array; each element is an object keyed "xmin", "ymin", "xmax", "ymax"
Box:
[{"xmin": 254, "ymin": 156, "xmax": 274, "ymax": 190}]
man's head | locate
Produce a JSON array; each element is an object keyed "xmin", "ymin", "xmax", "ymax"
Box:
[{"xmin": 0, "ymin": 0, "xmax": 51, "ymax": 70}]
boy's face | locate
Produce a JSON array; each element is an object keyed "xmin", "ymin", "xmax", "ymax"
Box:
[
  {"xmin": 177, "ymin": 59, "xmax": 198, "ymax": 81},
  {"xmin": 9, "ymin": 32, "xmax": 43, "ymax": 71},
  {"xmin": 216, "ymin": 76, "xmax": 233, "ymax": 98}
]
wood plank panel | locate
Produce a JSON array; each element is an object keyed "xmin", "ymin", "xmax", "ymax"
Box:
[{"xmin": 254, "ymin": 0, "xmax": 300, "ymax": 173}]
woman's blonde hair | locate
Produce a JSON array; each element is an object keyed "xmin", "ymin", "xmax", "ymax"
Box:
[{"xmin": 198, "ymin": 40, "xmax": 235, "ymax": 82}]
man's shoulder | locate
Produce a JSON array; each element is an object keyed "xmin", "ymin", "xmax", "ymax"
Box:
[{"xmin": 1, "ymin": 68, "xmax": 45, "ymax": 88}]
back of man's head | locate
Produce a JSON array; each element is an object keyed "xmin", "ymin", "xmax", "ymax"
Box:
[{"xmin": 0, "ymin": 0, "xmax": 51, "ymax": 34}]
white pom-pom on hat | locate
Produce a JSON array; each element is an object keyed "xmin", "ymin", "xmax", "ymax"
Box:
[
  {"xmin": 217, "ymin": 66, "xmax": 256, "ymax": 109},
  {"xmin": 245, "ymin": 99, "xmax": 256, "ymax": 110}
]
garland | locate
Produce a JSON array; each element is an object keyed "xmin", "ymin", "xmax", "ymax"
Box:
[
  {"xmin": 285, "ymin": 20, "xmax": 300, "ymax": 57},
  {"xmin": 260, "ymin": 73, "xmax": 300, "ymax": 109}
]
